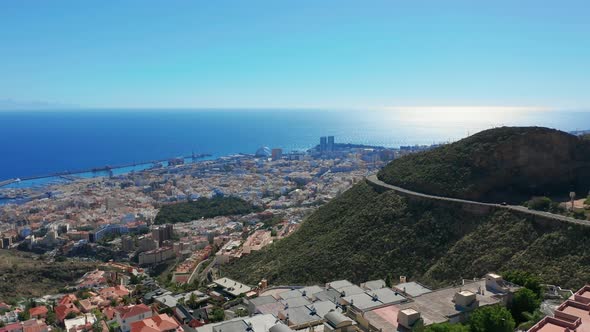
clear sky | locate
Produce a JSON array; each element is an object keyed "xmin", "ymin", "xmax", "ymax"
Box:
[{"xmin": 1, "ymin": 0, "xmax": 589, "ymax": 110}]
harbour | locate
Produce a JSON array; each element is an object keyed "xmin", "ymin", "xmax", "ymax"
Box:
[{"xmin": 0, "ymin": 153, "xmax": 212, "ymax": 190}]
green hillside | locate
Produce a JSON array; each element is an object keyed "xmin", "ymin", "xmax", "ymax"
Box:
[
  {"xmin": 155, "ymin": 196, "xmax": 259, "ymax": 224},
  {"xmin": 223, "ymin": 180, "xmax": 590, "ymax": 289},
  {"xmin": 378, "ymin": 127, "xmax": 590, "ymax": 203}
]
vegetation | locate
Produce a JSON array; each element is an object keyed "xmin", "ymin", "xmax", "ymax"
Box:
[
  {"xmin": 525, "ymin": 196, "xmax": 552, "ymax": 211},
  {"xmin": 501, "ymin": 270, "xmax": 541, "ymax": 297},
  {"xmin": 469, "ymin": 305, "xmax": 515, "ymax": 332},
  {"xmin": 209, "ymin": 307, "xmax": 225, "ymax": 322},
  {"xmin": 510, "ymin": 288, "xmax": 541, "ymax": 323},
  {"xmin": 516, "ymin": 310, "xmax": 545, "ymax": 331},
  {"xmin": 0, "ymin": 250, "xmax": 95, "ymax": 300},
  {"xmin": 420, "ymin": 306, "xmax": 513, "ymax": 332},
  {"xmin": 378, "ymin": 127, "xmax": 590, "ymax": 203},
  {"xmin": 423, "ymin": 322, "xmax": 469, "ymax": 332},
  {"xmin": 224, "ymin": 181, "xmax": 590, "ymax": 290},
  {"xmin": 155, "ymin": 196, "xmax": 259, "ymax": 224}
]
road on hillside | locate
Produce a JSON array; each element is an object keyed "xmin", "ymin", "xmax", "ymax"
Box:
[{"xmin": 366, "ymin": 174, "xmax": 590, "ymax": 227}]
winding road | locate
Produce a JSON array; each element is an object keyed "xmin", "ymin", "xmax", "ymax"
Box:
[{"xmin": 366, "ymin": 174, "xmax": 590, "ymax": 227}]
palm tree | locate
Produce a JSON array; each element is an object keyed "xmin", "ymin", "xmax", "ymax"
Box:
[{"xmin": 187, "ymin": 292, "xmax": 198, "ymax": 309}]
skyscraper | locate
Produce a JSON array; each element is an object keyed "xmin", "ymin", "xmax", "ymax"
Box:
[
  {"xmin": 152, "ymin": 224, "xmax": 173, "ymax": 246},
  {"xmin": 320, "ymin": 136, "xmax": 327, "ymax": 152},
  {"xmin": 327, "ymin": 136, "xmax": 335, "ymax": 152}
]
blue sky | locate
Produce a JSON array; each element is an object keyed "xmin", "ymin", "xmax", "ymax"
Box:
[{"xmin": 1, "ymin": 0, "xmax": 589, "ymax": 109}]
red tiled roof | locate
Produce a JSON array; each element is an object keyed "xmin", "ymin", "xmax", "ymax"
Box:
[
  {"xmin": 102, "ymin": 307, "xmax": 116, "ymax": 320},
  {"xmin": 115, "ymin": 304, "xmax": 152, "ymax": 320},
  {"xmin": 0, "ymin": 322, "xmax": 23, "ymax": 332},
  {"xmin": 28, "ymin": 306, "xmax": 48, "ymax": 318},
  {"xmin": 99, "ymin": 286, "xmax": 130, "ymax": 299},
  {"xmin": 130, "ymin": 314, "xmax": 183, "ymax": 332},
  {"xmin": 55, "ymin": 304, "xmax": 80, "ymax": 322},
  {"xmin": 22, "ymin": 319, "xmax": 47, "ymax": 332},
  {"xmin": 59, "ymin": 294, "xmax": 78, "ymax": 306}
]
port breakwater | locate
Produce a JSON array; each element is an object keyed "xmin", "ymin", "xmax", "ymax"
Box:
[{"xmin": 0, "ymin": 153, "xmax": 212, "ymax": 188}]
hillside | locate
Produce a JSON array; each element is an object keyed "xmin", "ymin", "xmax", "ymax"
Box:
[
  {"xmin": 0, "ymin": 250, "xmax": 96, "ymax": 301},
  {"xmin": 155, "ymin": 196, "xmax": 259, "ymax": 224},
  {"xmin": 378, "ymin": 127, "xmax": 590, "ymax": 203},
  {"xmin": 223, "ymin": 180, "xmax": 590, "ymax": 289}
]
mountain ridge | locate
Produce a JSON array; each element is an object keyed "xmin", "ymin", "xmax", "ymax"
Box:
[{"xmin": 222, "ymin": 127, "xmax": 590, "ymax": 289}]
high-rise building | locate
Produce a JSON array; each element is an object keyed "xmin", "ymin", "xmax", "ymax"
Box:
[
  {"xmin": 327, "ymin": 136, "xmax": 335, "ymax": 152},
  {"xmin": 121, "ymin": 235, "xmax": 135, "ymax": 252},
  {"xmin": 271, "ymin": 148, "xmax": 283, "ymax": 161},
  {"xmin": 137, "ymin": 236, "xmax": 158, "ymax": 252},
  {"xmin": 152, "ymin": 224, "xmax": 173, "ymax": 246},
  {"xmin": 320, "ymin": 137, "xmax": 327, "ymax": 152}
]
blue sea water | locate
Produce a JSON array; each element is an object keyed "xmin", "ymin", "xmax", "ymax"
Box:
[{"xmin": 1, "ymin": 108, "xmax": 589, "ymax": 181}]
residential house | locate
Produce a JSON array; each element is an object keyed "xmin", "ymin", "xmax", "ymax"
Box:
[
  {"xmin": 22, "ymin": 319, "xmax": 48, "ymax": 332},
  {"xmin": 28, "ymin": 307, "xmax": 48, "ymax": 320},
  {"xmin": 99, "ymin": 286, "xmax": 130, "ymax": 301},
  {"xmin": 64, "ymin": 313, "xmax": 96, "ymax": 332},
  {"xmin": 55, "ymin": 295, "xmax": 80, "ymax": 323},
  {"xmin": 130, "ymin": 313, "xmax": 183, "ymax": 332},
  {"xmin": 115, "ymin": 304, "xmax": 153, "ymax": 332}
]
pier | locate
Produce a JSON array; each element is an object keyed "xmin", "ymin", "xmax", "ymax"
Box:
[{"xmin": 0, "ymin": 179, "xmax": 19, "ymax": 187}]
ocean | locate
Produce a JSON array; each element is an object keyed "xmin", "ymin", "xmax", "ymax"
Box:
[{"xmin": 1, "ymin": 108, "xmax": 589, "ymax": 182}]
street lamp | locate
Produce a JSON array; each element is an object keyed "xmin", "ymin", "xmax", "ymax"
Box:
[{"xmin": 570, "ymin": 192, "xmax": 576, "ymax": 211}]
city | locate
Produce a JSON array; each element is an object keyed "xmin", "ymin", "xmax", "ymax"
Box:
[{"xmin": 2, "ymin": 1, "xmax": 589, "ymax": 332}]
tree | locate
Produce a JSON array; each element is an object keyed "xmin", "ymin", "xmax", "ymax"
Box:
[
  {"xmin": 235, "ymin": 308, "xmax": 248, "ymax": 317},
  {"xmin": 92, "ymin": 319, "xmax": 103, "ymax": 332},
  {"xmin": 65, "ymin": 311, "xmax": 78, "ymax": 319},
  {"xmin": 46, "ymin": 310, "xmax": 57, "ymax": 325},
  {"xmin": 209, "ymin": 307, "xmax": 225, "ymax": 322},
  {"xmin": 502, "ymin": 270, "xmax": 542, "ymax": 297},
  {"xmin": 187, "ymin": 292, "xmax": 198, "ymax": 309},
  {"xmin": 385, "ymin": 274, "xmax": 393, "ymax": 288},
  {"xmin": 527, "ymin": 197, "xmax": 552, "ymax": 211},
  {"xmin": 511, "ymin": 288, "xmax": 541, "ymax": 323},
  {"xmin": 469, "ymin": 305, "xmax": 515, "ymax": 332},
  {"xmin": 130, "ymin": 274, "xmax": 140, "ymax": 285},
  {"xmin": 18, "ymin": 310, "xmax": 30, "ymax": 322},
  {"xmin": 423, "ymin": 322, "xmax": 469, "ymax": 332}
]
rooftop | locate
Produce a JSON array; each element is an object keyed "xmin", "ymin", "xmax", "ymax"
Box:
[
  {"xmin": 213, "ymin": 278, "xmax": 252, "ymax": 297},
  {"xmin": 195, "ymin": 314, "xmax": 277, "ymax": 332},
  {"xmin": 64, "ymin": 313, "xmax": 96, "ymax": 332},
  {"xmin": 396, "ymin": 279, "xmax": 501, "ymax": 325},
  {"xmin": 326, "ymin": 280, "xmax": 353, "ymax": 291},
  {"xmin": 130, "ymin": 313, "xmax": 183, "ymax": 332},
  {"xmin": 280, "ymin": 306, "xmax": 322, "ymax": 327},
  {"xmin": 393, "ymin": 282, "xmax": 432, "ymax": 298},
  {"xmin": 343, "ymin": 288, "xmax": 406, "ymax": 312},
  {"xmin": 360, "ymin": 280, "xmax": 386, "ymax": 291},
  {"xmin": 364, "ymin": 305, "xmax": 402, "ymax": 332}
]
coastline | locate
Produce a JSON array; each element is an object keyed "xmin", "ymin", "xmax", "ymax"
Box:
[{"xmin": 0, "ymin": 153, "xmax": 212, "ymax": 190}]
